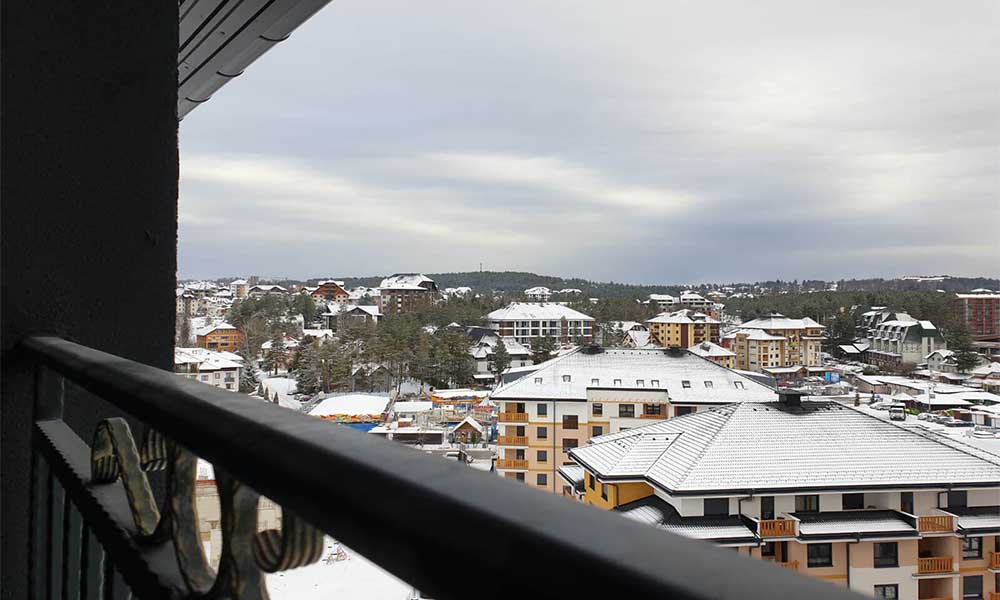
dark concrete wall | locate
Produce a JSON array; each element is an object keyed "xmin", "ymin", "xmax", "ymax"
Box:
[{"xmin": 1, "ymin": 0, "xmax": 178, "ymax": 596}]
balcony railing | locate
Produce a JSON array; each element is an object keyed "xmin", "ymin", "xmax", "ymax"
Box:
[
  {"xmin": 917, "ymin": 515, "xmax": 954, "ymax": 533},
  {"xmin": 988, "ymin": 593, "xmax": 1000, "ymax": 600},
  {"xmin": 990, "ymin": 551, "xmax": 1000, "ymax": 570},
  {"xmin": 20, "ymin": 336, "xmax": 863, "ymax": 600},
  {"xmin": 917, "ymin": 556, "xmax": 954, "ymax": 574},
  {"xmin": 496, "ymin": 458, "xmax": 529, "ymax": 470},
  {"xmin": 497, "ymin": 435, "xmax": 529, "ymax": 446},
  {"xmin": 759, "ymin": 519, "xmax": 797, "ymax": 538},
  {"xmin": 498, "ymin": 412, "xmax": 529, "ymax": 422}
]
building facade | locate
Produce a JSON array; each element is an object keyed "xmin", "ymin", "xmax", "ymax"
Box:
[
  {"xmin": 567, "ymin": 396, "xmax": 1000, "ymax": 600},
  {"xmin": 958, "ymin": 294, "xmax": 1000, "ymax": 342},
  {"xmin": 195, "ymin": 323, "xmax": 243, "ymax": 353},
  {"xmin": 486, "ymin": 302, "xmax": 595, "ymax": 347},
  {"xmin": 311, "ymin": 280, "xmax": 350, "ymax": 303},
  {"xmin": 174, "ymin": 347, "xmax": 243, "ymax": 391},
  {"xmin": 491, "ymin": 347, "xmax": 776, "ymax": 493},
  {"xmin": 378, "ymin": 273, "xmax": 439, "ymax": 315},
  {"xmin": 867, "ymin": 316, "xmax": 946, "ymax": 370},
  {"xmin": 646, "ymin": 309, "xmax": 720, "ymax": 348},
  {"xmin": 722, "ymin": 314, "xmax": 825, "ymax": 372}
]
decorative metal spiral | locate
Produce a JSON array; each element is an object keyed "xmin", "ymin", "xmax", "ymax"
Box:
[{"xmin": 89, "ymin": 418, "xmax": 324, "ymax": 598}]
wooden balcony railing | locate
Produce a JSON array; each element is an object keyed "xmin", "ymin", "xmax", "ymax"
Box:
[
  {"xmin": 18, "ymin": 336, "xmax": 865, "ymax": 600},
  {"xmin": 496, "ymin": 458, "xmax": 529, "ymax": 470},
  {"xmin": 917, "ymin": 556, "xmax": 954, "ymax": 574},
  {"xmin": 497, "ymin": 435, "xmax": 529, "ymax": 446},
  {"xmin": 759, "ymin": 519, "xmax": 797, "ymax": 538},
  {"xmin": 987, "ymin": 592, "xmax": 1000, "ymax": 600},
  {"xmin": 917, "ymin": 515, "xmax": 954, "ymax": 533},
  {"xmin": 989, "ymin": 551, "xmax": 1000, "ymax": 570},
  {"xmin": 498, "ymin": 412, "xmax": 529, "ymax": 422}
]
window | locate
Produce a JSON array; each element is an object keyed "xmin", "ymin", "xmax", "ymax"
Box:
[
  {"xmin": 537, "ymin": 426, "xmax": 548, "ymax": 439},
  {"xmin": 534, "ymin": 377, "xmax": 543, "ymax": 384},
  {"xmin": 537, "ymin": 473, "xmax": 547, "ymax": 486},
  {"xmin": 537, "ymin": 404, "xmax": 547, "ymax": 416},
  {"xmin": 761, "ymin": 542, "xmax": 776, "ymax": 557},
  {"xmin": 761, "ymin": 496, "xmax": 775, "ymax": 520},
  {"xmin": 562, "ymin": 438, "xmax": 578, "ymax": 452},
  {"xmin": 963, "ymin": 537, "xmax": 983, "ymax": 560},
  {"xmin": 674, "ymin": 406, "xmax": 694, "ymax": 417},
  {"xmin": 963, "ymin": 575, "xmax": 982, "ymax": 599},
  {"xmin": 636, "ymin": 379, "xmax": 644, "ymax": 387},
  {"xmin": 592, "ymin": 403, "xmax": 603, "ymax": 416},
  {"xmin": 704, "ymin": 498, "xmax": 729, "ymax": 516},
  {"xmin": 949, "ymin": 490, "xmax": 968, "ymax": 508},
  {"xmin": 873, "ymin": 543, "xmax": 898, "ymax": 568},
  {"xmin": 843, "ymin": 493, "xmax": 864, "ymax": 510},
  {"xmin": 682, "ymin": 380, "xmax": 691, "ymax": 388},
  {"xmin": 874, "ymin": 584, "xmax": 898, "ymax": 600},
  {"xmin": 562, "ymin": 375, "xmax": 571, "ymax": 382},
  {"xmin": 734, "ymin": 381, "xmax": 745, "ymax": 389},
  {"xmin": 613, "ymin": 378, "xmax": 622, "ymax": 386},
  {"xmin": 643, "ymin": 403, "xmax": 662, "ymax": 416},
  {"xmin": 587, "ymin": 473, "xmax": 595, "ymax": 490},
  {"xmin": 807, "ymin": 544, "xmax": 833, "ymax": 568},
  {"xmin": 619, "ymin": 404, "xmax": 635, "ymax": 418},
  {"xmin": 591, "ymin": 378, "xmax": 599, "ymax": 385},
  {"xmin": 601, "ymin": 483, "xmax": 609, "ymax": 501},
  {"xmin": 592, "ymin": 425, "xmax": 603, "ymax": 437},
  {"xmin": 562, "ymin": 415, "xmax": 578, "ymax": 430},
  {"xmin": 900, "ymin": 491, "xmax": 914, "ymax": 514},
  {"xmin": 795, "ymin": 495, "xmax": 820, "ymax": 513},
  {"xmin": 704, "ymin": 380, "xmax": 713, "ymax": 388},
  {"xmin": 537, "ymin": 450, "xmax": 547, "ymax": 462},
  {"xmin": 651, "ymin": 379, "xmax": 659, "ymax": 387},
  {"xmin": 515, "ymin": 473, "xmax": 525, "ymax": 482}
]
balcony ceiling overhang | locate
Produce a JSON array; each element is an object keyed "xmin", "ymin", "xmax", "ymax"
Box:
[{"xmin": 178, "ymin": 0, "xmax": 333, "ymax": 119}]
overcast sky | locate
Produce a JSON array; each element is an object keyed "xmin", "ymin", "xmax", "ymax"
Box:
[{"xmin": 180, "ymin": 0, "xmax": 1000, "ymax": 284}]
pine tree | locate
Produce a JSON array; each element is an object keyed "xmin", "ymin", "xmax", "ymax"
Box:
[
  {"xmin": 239, "ymin": 363, "xmax": 258, "ymax": 393},
  {"xmin": 947, "ymin": 326, "xmax": 981, "ymax": 373},
  {"xmin": 293, "ymin": 342, "xmax": 322, "ymax": 396},
  {"xmin": 263, "ymin": 331, "xmax": 288, "ymax": 375},
  {"xmin": 492, "ymin": 338, "xmax": 511, "ymax": 379},
  {"xmin": 531, "ymin": 336, "xmax": 556, "ymax": 364}
]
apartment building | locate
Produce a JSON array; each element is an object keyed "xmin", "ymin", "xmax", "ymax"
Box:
[
  {"xmin": 687, "ymin": 340, "xmax": 736, "ymax": 369},
  {"xmin": 468, "ymin": 332, "xmax": 532, "ymax": 379},
  {"xmin": 525, "ymin": 286, "xmax": 553, "ymax": 301},
  {"xmin": 195, "ymin": 322, "xmax": 243, "ymax": 353},
  {"xmin": 486, "ymin": 302, "xmax": 595, "ymax": 347},
  {"xmin": 567, "ymin": 394, "xmax": 1000, "ymax": 600},
  {"xmin": 311, "ymin": 280, "xmax": 350, "ymax": 303},
  {"xmin": 646, "ymin": 309, "xmax": 721, "ymax": 348},
  {"xmin": 722, "ymin": 313, "xmax": 825, "ymax": 372},
  {"xmin": 174, "ymin": 347, "xmax": 243, "ymax": 391},
  {"xmin": 378, "ymin": 273, "xmax": 439, "ymax": 315},
  {"xmin": 229, "ymin": 278, "xmax": 250, "ymax": 299},
  {"xmin": 868, "ymin": 316, "xmax": 946, "ymax": 370},
  {"xmin": 648, "ymin": 294, "xmax": 678, "ymax": 310},
  {"xmin": 957, "ymin": 294, "xmax": 1000, "ymax": 342},
  {"xmin": 491, "ymin": 347, "xmax": 776, "ymax": 493}
]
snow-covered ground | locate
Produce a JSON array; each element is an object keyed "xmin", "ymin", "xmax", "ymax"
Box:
[
  {"xmin": 266, "ymin": 537, "xmax": 414, "ymax": 600},
  {"xmin": 261, "ymin": 376, "xmax": 302, "ymax": 410}
]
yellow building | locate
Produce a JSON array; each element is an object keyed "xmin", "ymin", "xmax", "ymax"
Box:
[
  {"xmin": 722, "ymin": 313, "xmax": 825, "ymax": 372},
  {"xmin": 645, "ymin": 309, "xmax": 720, "ymax": 348},
  {"xmin": 491, "ymin": 347, "xmax": 776, "ymax": 493},
  {"xmin": 567, "ymin": 396, "xmax": 1000, "ymax": 599}
]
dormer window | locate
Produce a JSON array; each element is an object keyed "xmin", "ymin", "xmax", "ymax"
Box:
[
  {"xmin": 681, "ymin": 380, "xmax": 691, "ymax": 388},
  {"xmin": 613, "ymin": 378, "xmax": 622, "ymax": 386},
  {"xmin": 562, "ymin": 375, "xmax": 571, "ymax": 383},
  {"xmin": 734, "ymin": 381, "xmax": 744, "ymax": 389},
  {"xmin": 636, "ymin": 379, "xmax": 644, "ymax": 387},
  {"xmin": 704, "ymin": 381, "xmax": 713, "ymax": 388},
  {"xmin": 534, "ymin": 377, "xmax": 543, "ymax": 384},
  {"xmin": 651, "ymin": 379, "xmax": 659, "ymax": 387},
  {"xmin": 591, "ymin": 378, "xmax": 599, "ymax": 385}
]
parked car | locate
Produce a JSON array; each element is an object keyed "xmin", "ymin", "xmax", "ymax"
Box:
[
  {"xmin": 889, "ymin": 407, "xmax": 907, "ymax": 421},
  {"xmin": 916, "ymin": 413, "xmax": 930, "ymax": 421}
]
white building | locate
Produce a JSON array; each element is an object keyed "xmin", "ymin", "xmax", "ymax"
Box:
[
  {"xmin": 867, "ymin": 314, "xmax": 946, "ymax": 369},
  {"xmin": 174, "ymin": 347, "xmax": 243, "ymax": 391},
  {"xmin": 486, "ymin": 302, "xmax": 595, "ymax": 347},
  {"xmin": 648, "ymin": 294, "xmax": 678, "ymax": 310},
  {"xmin": 524, "ymin": 286, "xmax": 553, "ymax": 302}
]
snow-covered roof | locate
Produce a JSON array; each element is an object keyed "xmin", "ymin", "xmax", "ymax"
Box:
[
  {"xmin": 624, "ymin": 330, "xmax": 654, "ymax": 348},
  {"xmin": 392, "ymin": 401, "xmax": 433, "ymax": 413},
  {"xmin": 524, "ymin": 286, "xmax": 551, "ymax": 294},
  {"xmin": 486, "ymin": 302, "xmax": 594, "ymax": 322},
  {"xmin": 647, "ymin": 309, "xmax": 719, "ymax": 325},
  {"xmin": 309, "ymin": 393, "xmax": 390, "ymax": 417},
  {"xmin": 723, "ymin": 328, "xmax": 786, "ymax": 341},
  {"xmin": 174, "ymin": 347, "xmax": 242, "ymax": 370},
  {"xmin": 323, "ymin": 303, "xmax": 382, "ymax": 318},
  {"xmin": 571, "ymin": 400, "xmax": 1000, "ymax": 494},
  {"xmin": 738, "ymin": 313, "xmax": 825, "ymax": 330},
  {"xmin": 492, "ymin": 347, "xmax": 775, "ymax": 403},
  {"xmin": 378, "ymin": 273, "xmax": 436, "ymax": 291},
  {"xmin": 450, "ymin": 416, "xmax": 484, "ymax": 433},
  {"xmin": 194, "ymin": 322, "xmax": 238, "ymax": 336},
  {"xmin": 648, "ymin": 294, "xmax": 677, "ymax": 302},
  {"xmin": 688, "ymin": 341, "xmax": 736, "ymax": 359}
]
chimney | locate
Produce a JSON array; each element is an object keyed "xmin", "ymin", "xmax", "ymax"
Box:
[{"xmin": 778, "ymin": 390, "xmax": 806, "ymax": 407}]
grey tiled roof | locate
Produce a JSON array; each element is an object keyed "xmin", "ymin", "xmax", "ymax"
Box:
[
  {"xmin": 945, "ymin": 506, "xmax": 1000, "ymax": 532},
  {"xmin": 491, "ymin": 347, "xmax": 776, "ymax": 403},
  {"xmin": 616, "ymin": 496, "xmax": 755, "ymax": 542},
  {"xmin": 571, "ymin": 400, "xmax": 1000, "ymax": 494},
  {"xmin": 794, "ymin": 510, "xmax": 917, "ymax": 538}
]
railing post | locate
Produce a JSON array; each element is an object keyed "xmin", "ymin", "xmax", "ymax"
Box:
[
  {"xmin": 63, "ymin": 498, "xmax": 83, "ymax": 600},
  {"xmin": 80, "ymin": 526, "xmax": 105, "ymax": 600},
  {"xmin": 31, "ymin": 365, "xmax": 66, "ymax": 600}
]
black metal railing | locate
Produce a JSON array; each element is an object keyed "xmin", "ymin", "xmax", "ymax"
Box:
[{"xmin": 24, "ymin": 336, "xmax": 864, "ymax": 599}]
